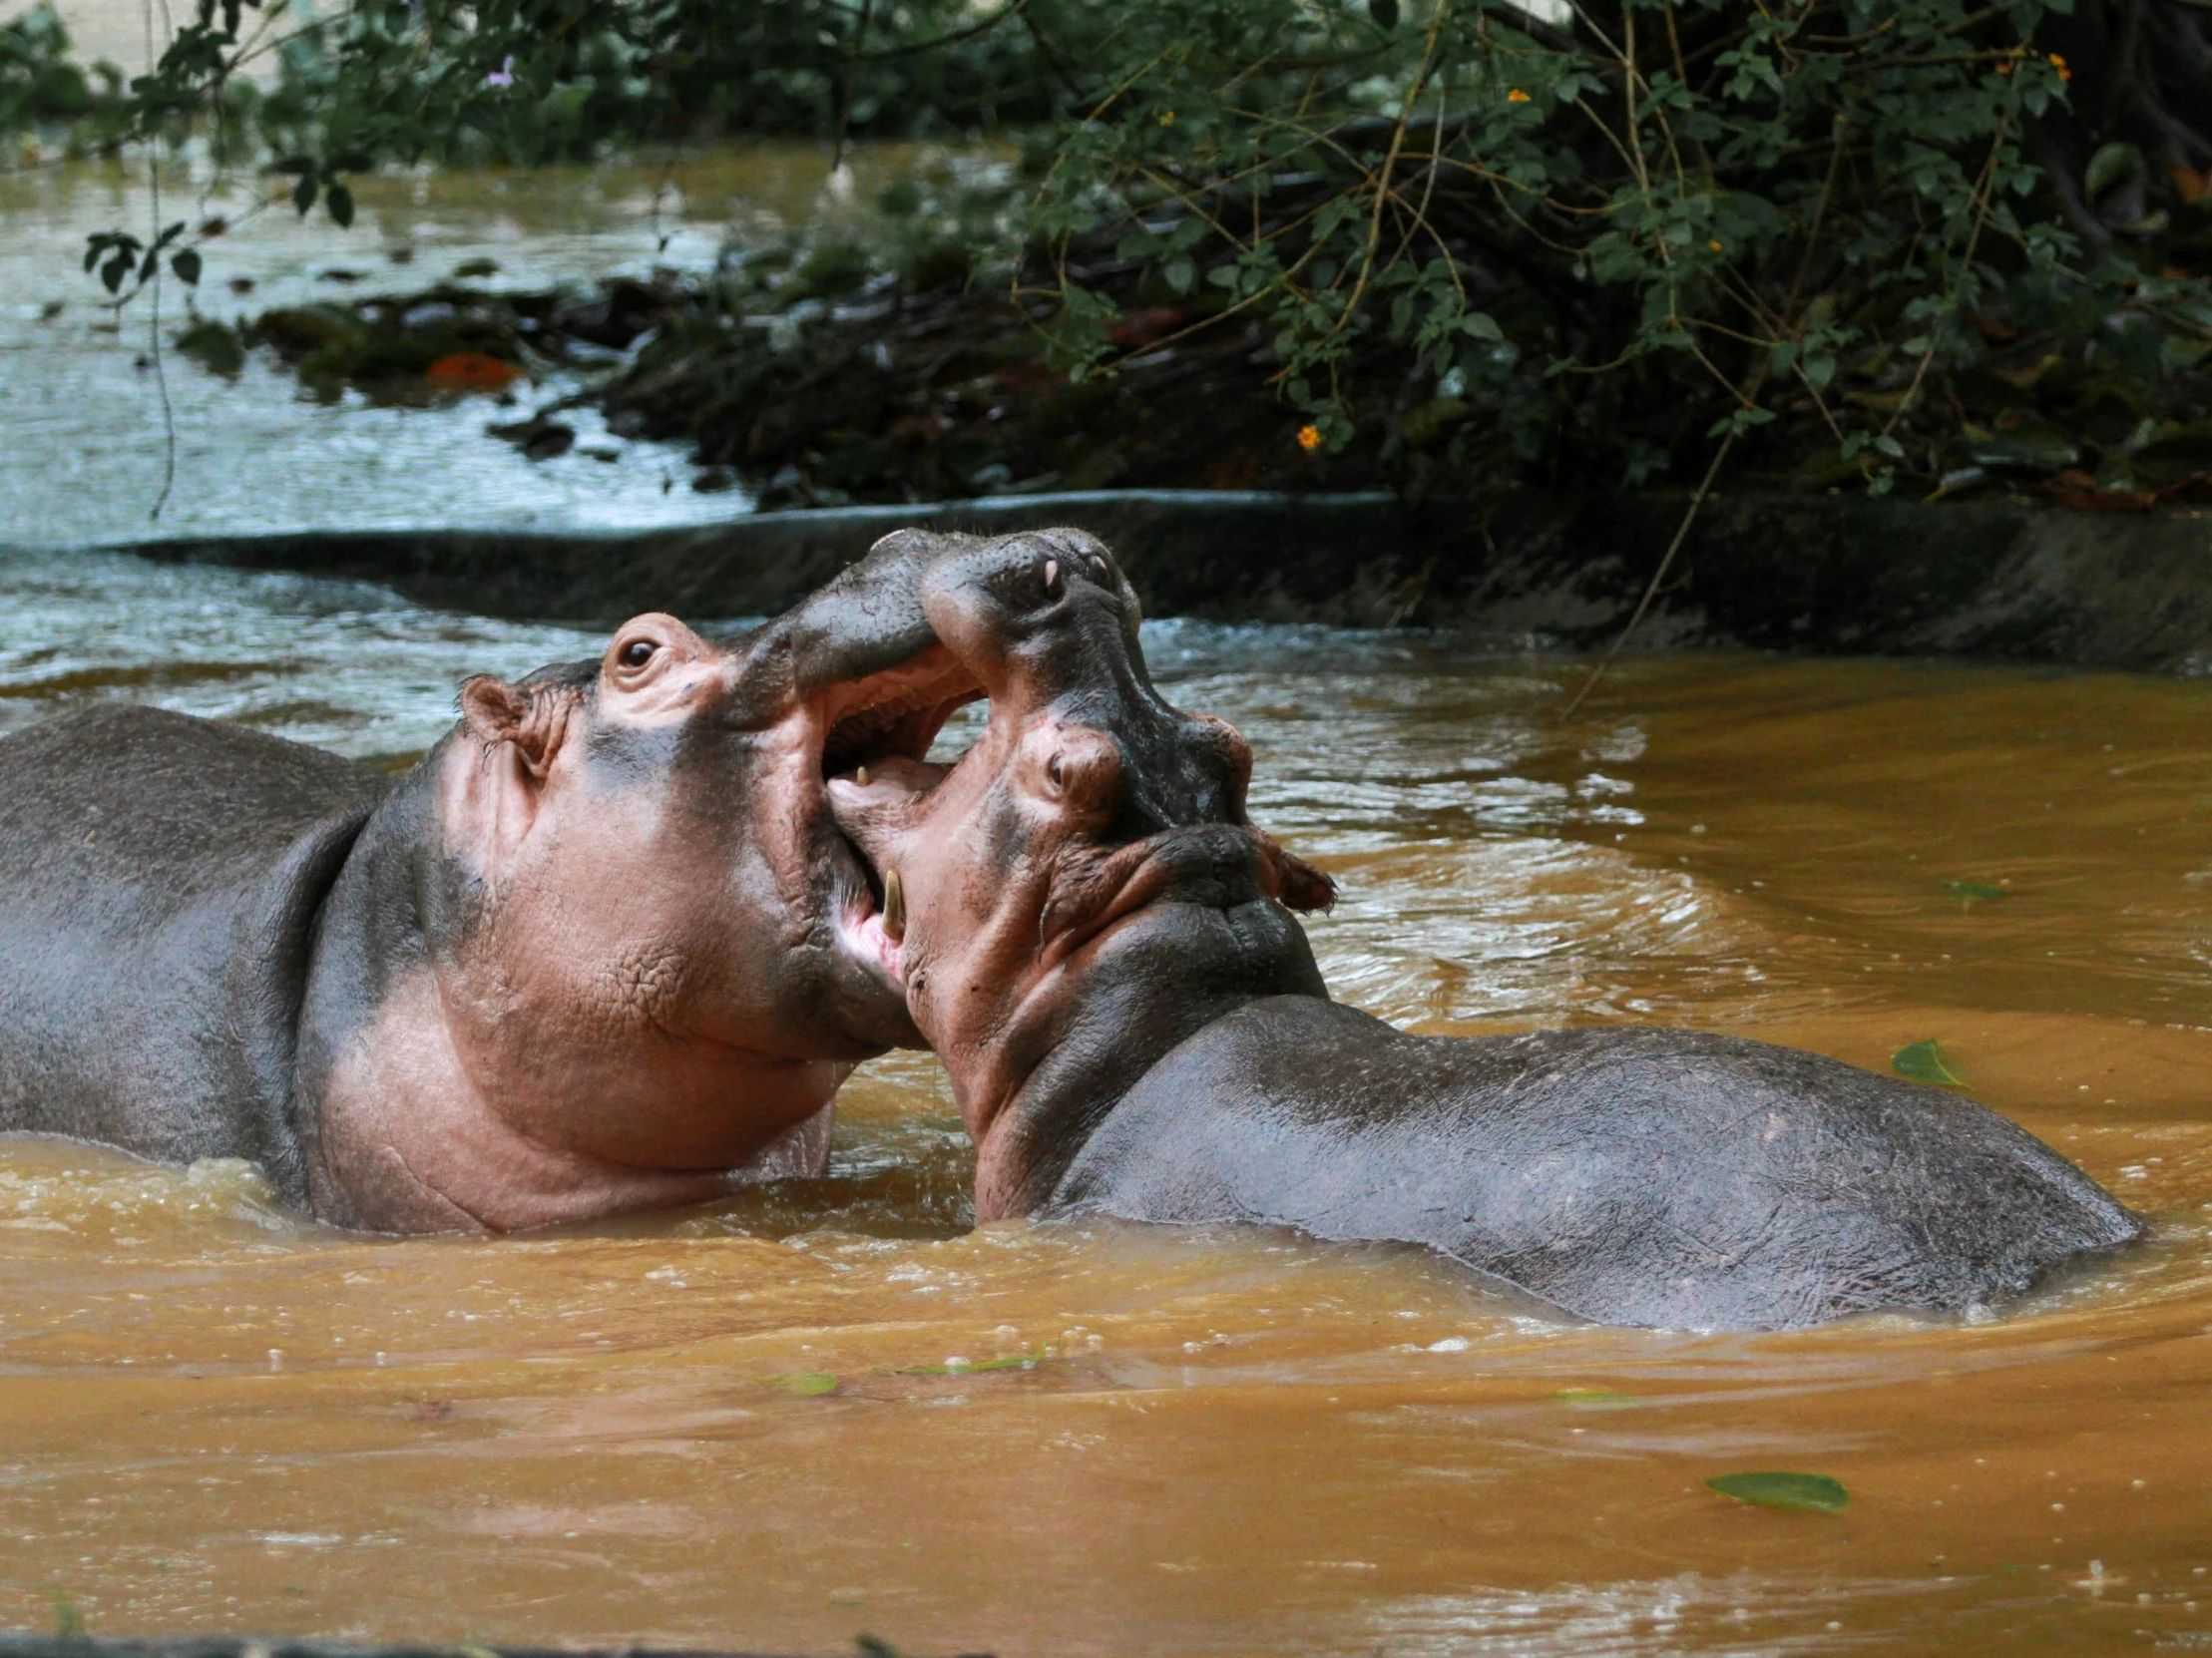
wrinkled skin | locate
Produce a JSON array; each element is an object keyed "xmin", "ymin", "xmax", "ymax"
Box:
[
  {"xmin": 836, "ymin": 530, "xmax": 2143, "ymax": 1331},
  {"xmin": 0, "ymin": 531, "xmax": 997, "ymax": 1233}
]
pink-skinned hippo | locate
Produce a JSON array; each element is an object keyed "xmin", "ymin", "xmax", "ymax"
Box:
[
  {"xmin": 826, "ymin": 529, "xmax": 2142, "ymax": 1332},
  {"xmin": 0, "ymin": 530, "xmax": 1051, "ymax": 1233}
]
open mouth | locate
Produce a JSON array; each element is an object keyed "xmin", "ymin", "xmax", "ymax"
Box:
[{"xmin": 811, "ymin": 646, "xmax": 981, "ymax": 983}]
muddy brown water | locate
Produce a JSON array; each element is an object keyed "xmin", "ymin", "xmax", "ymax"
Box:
[{"xmin": 1, "ymin": 548, "xmax": 2210, "ymax": 1655}]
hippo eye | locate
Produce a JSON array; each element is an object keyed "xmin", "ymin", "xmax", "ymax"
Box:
[
  {"xmin": 1047, "ymin": 754, "xmax": 1065, "ymax": 789},
  {"xmin": 620, "ymin": 639, "xmax": 657, "ymax": 669}
]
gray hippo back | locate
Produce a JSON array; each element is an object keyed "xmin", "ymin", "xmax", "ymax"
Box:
[
  {"xmin": 817, "ymin": 526, "xmax": 2142, "ymax": 1331},
  {"xmin": 1053, "ymin": 999, "xmax": 2140, "ymax": 1329},
  {"xmin": 0, "ymin": 705, "xmax": 383, "ymax": 1206}
]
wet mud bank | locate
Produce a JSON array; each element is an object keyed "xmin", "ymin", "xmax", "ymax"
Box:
[{"xmin": 96, "ymin": 487, "xmax": 2212, "ymax": 673}]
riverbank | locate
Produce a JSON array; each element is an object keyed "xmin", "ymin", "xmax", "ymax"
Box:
[{"xmin": 99, "ymin": 485, "xmax": 2212, "ymax": 675}]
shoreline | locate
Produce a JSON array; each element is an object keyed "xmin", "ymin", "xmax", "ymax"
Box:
[{"xmin": 30, "ymin": 485, "xmax": 2212, "ymax": 676}]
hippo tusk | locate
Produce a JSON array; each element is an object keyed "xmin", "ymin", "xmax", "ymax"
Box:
[
  {"xmin": 856, "ymin": 763, "xmax": 871, "ymax": 786},
  {"xmin": 1043, "ymin": 559, "xmax": 1060, "ymax": 597},
  {"xmin": 882, "ymin": 868, "xmax": 906, "ymax": 942}
]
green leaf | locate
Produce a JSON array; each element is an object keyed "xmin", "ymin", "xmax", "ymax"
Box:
[
  {"xmin": 770, "ymin": 1372, "xmax": 839, "ymax": 1398},
  {"xmin": 327, "ymin": 184, "xmax": 355, "ymax": 228},
  {"xmin": 451, "ymin": 256, "xmax": 501, "ymax": 279},
  {"xmin": 292, "ymin": 175, "xmax": 318, "ymax": 215},
  {"xmin": 1555, "ymin": 1388, "xmax": 1640, "ymax": 1410},
  {"xmin": 1370, "ymin": 0, "xmax": 1399, "ymax": 28},
  {"xmin": 49, "ymin": 1589, "xmax": 85, "ymax": 1639},
  {"xmin": 1706, "ymin": 1471, "xmax": 1849, "ymax": 1513},
  {"xmin": 1942, "ymin": 881, "xmax": 2006, "ymax": 907},
  {"xmin": 2084, "ymin": 143, "xmax": 2142, "ymax": 205},
  {"xmin": 171, "ymin": 248, "xmax": 202, "ymax": 286},
  {"xmin": 1892, "ymin": 1039, "xmax": 1966, "ymax": 1088}
]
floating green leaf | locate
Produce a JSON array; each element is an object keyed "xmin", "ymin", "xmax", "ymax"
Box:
[
  {"xmin": 1942, "ymin": 880, "xmax": 2006, "ymax": 908},
  {"xmin": 1554, "ymin": 1388, "xmax": 1640, "ymax": 1410},
  {"xmin": 770, "ymin": 1372, "xmax": 839, "ymax": 1398},
  {"xmin": 1705, "ymin": 1471, "xmax": 1850, "ymax": 1513},
  {"xmin": 1892, "ymin": 1039, "xmax": 1966, "ymax": 1087},
  {"xmin": 49, "ymin": 1589, "xmax": 85, "ymax": 1638}
]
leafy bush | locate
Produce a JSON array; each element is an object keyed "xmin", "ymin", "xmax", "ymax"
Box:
[
  {"xmin": 31, "ymin": 0, "xmax": 2212, "ymax": 503},
  {"xmin": 0, "ymin": 4, "xmax": 121, "ymax": 140},
  {"xmin": 1024, "ymin": 0, "xmax": 2212, "ymax": 496}
]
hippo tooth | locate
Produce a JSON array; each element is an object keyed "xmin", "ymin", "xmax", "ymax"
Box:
[
  {"xmin": 882, "ymin": 868, "xmax": 906, "ymax": 942},
  {"xmin": 1043, "ymin": 559, "xmax": 1060, "ymax": 596},
  {"xmin": 856, "ymin": 763, "xmax": 871, "ymax": 786}
]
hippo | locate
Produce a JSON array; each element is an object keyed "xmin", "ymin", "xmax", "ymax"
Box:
[
  {"xmin": 829, "ymin": 528, "xmax": 2142, "ymax": 1331},
  {"xmin": 0, "ymin": 532, "xmax": 1007, "ymax": 1233}
]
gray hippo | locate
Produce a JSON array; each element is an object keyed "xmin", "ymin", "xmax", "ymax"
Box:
[
  {"xmin": 0, "ymin": 531, "xmax": 1014, "ymax": 1233},
  {"xmin": 828, "ymin": 528, "xmax": 2141, "ymax": 1331}
]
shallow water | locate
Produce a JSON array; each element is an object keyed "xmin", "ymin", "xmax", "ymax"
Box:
[
  {"xmin": 0, "ymin": 144, "xmax": 997, "ymax": 545},
  {"xmin": 1, "ymin": 546, "xmax": 2209, "ymax": 1654}
]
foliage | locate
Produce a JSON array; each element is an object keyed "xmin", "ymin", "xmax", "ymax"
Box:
[
  {"xmin": 24, "ymin": 0, "xmax": 2212, "ymax": 504},
  {"xmin": 0, "ymin": 4, "xmax": 121, "ymax": 140},
  {"xmin": 1022, "ymin": 0, "xmax": 2212, "ymax": 496}
]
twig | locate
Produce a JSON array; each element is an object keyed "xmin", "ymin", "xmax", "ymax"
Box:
[
  {"xmin": 1879, "ymin": 112, "xmax": 2009, "ymax": 440},
  {"xmin": 145, "ymin": 0, "xmax": 176, "ymax": 521},
  {"xmin": 846, "ymin": 0, "xmax": 1026, "ymax": 64},
  {"xmin": 1559, "ymin": 433, "xmax": 1733, "ymax": 720},
  {"xmin": 830, "ymin": 0, "xmax": 877, "ymax": 175}
]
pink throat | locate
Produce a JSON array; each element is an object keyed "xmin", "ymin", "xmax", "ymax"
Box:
[{"xmin": 840, "ymin": 907, "xmax": 907, "ymax": 986}]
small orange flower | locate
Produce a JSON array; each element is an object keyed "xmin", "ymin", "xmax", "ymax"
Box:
[
  {"xmin": 1507, "ymin": 88, "xmax": 1532, "ymax": 104},
  {"xmin": 1296, "ymin": 423, "xmax": 1323, "ymax": 453},
  {"xmin": 2048, "ymin": 52, "xmax": 2069, "ymax": 80},
  {"xmin": 1994, "ymin": 59, "xmax": 2013, "ymax": 75},
  {"xmin": 1707, "ymin": 238, "xmax": 1723, "ymax": 252}
]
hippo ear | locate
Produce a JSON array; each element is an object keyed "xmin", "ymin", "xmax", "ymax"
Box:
[{"xmin": 460, "ymin": 675, "xmax": 572, "ymax": 782}]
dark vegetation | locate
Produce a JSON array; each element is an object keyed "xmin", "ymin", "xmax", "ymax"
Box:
[{"xmin": 19, "ymin": 0, "xmax": 2212, "ymax": 514}]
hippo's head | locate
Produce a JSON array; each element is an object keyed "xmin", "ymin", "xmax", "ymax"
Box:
[
  {"xmin": 431, "ymin": 532, "xmax": 1006, "ymax": 1091},
  {"xmin": 823, "ymin": 528, "xmax": 1333, "ymax": 1216}
]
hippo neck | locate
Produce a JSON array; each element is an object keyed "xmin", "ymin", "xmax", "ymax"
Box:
[
  {"xmin": 968, "ymin": 896, "xmax": 1328, "ymax": 1219},
  {"xmin": 290, "ymin": 746, "xmax": 450, "ymax": 1223}
]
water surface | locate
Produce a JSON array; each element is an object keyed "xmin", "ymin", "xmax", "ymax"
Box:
[
  {"xmin": 2, "ymin": 547, "xmax": 2209, "ymax": 1655},
  {"xmin": 0, "ymin": 145, "xmax": 993, "ymax": 545}
]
